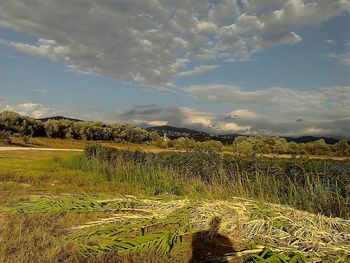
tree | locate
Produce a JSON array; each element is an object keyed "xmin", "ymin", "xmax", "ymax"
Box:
[
  {"xmin": 312, "ymin": 139, "xmax": 330, "ymax": 155},
  {"xmin": 0, "ymin": 131, "xmax": 11, "ymax": 145},
  {"xmin": 173, "ymin": 137, "xmax": 195, "ymax": 150},
  {"xmin": 233, "ymin": 140, "xmax": 254, "ymax": 156},
  {"xmin": 334, "ymin": 140, "xmax": 349, "ymax": 156},
  {"xmin": 289, "ymin": 142, "xmax": 298, "ymax": 155},
  {"xmin": 194, "ymin": 140, "xmax": 223, "ymax": 152}
]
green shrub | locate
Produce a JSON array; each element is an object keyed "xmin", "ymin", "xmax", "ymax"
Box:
[{"xmin": 0, "ymin": 131, "xmax": 11, "ymax": 145}]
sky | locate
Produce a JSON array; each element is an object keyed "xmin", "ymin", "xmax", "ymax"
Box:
[{"xmin": 0, "ymin": 0, "xmax": 349, "ymax": 139}]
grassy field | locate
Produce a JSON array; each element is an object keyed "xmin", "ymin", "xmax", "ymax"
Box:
[
  {"xmin": 0, "ymin": 136, "xmax": 160, "ymax": 151},
  {"xmin": 1, "ymin": 136, "xmax": 350, "ymax": 162},
  {"xmin": 0, "ymin": 149, "xmax": 349, "ymax": 262}
]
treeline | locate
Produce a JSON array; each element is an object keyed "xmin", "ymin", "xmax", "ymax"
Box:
[
  {"xmin": 232, "ymin": 136, "xmax": 349, "ymax": 156},
  {"xmin": 153, "ymin": 136, "xmax": 224, "ymax": 152},
  {"xmin": 152, "ymin": 135, "xmax": 349, "ymax": 156},
  {"xmin": 0, "ymin": 111, "xmax": 349, "ymax": 156},
  {"xmin": 0, "ymin": 111, "xmax": 159, "ymax": 144}
]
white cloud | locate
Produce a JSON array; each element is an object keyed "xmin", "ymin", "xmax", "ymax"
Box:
[
  {"xmin": 93, "ymin": 102, "xmax": 350, "ymax": 138},
  {"xmin": 186, "ymin": 84, "xmax": 325, "ymax": 109},
  {"xmin": 186, "ymin": 84, "xmax": 350, "ymax": 131},
  {"xmin": 0, "ymin": 0, "xmax": 347, "ymax": 89},
  {"xmin": 1, "ymin": 103, "xmax": 58, "ymax": 118},
  {"xmin": 1, "ymin": 101, "xmax": 349, "ymax": 138},
  {"xmin": 178, "ymin": 65, "xmax": 219, "ymax": 77},
  {"xmin": 147, "ymin": 120, "xmax": 168, "ymax": 126},
  {"xmin": 261, "ymin": 0, "xmax": 347, "ymax": 32},
  {"xmin": 226, "ymin": 109, "xmax": 266, "ymax": 120}
]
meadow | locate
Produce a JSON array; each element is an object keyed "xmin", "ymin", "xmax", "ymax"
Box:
[{"xmin": 0, "ymin": 145, "xmax": 349, "ymax": 262}]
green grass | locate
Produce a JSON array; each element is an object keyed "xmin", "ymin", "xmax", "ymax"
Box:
[
  {"xmin": 82, "ymin": 145, "xmax": 350, "ymax": 219},
  {"xmin": 1, "ymin": 149, "xmax": 349, "ymax": 262}
]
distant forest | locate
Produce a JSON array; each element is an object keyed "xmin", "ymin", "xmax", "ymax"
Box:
[{"xmin": 0, "ymin": 111, "xmax": 349, "ymax": 156}]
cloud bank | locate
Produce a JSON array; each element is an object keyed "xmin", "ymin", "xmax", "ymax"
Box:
[
  {"xmin": 2, "ymin": 85, "xmax": 349, "ymax": 139},
  {"xmin": 0, "ymin": 0, "xmax": 348, "ymax": 88},
  {"xmin": 0, "ymin": 103, "xmax": 59, "ymax": 118}
]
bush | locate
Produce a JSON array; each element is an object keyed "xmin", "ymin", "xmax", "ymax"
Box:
[
  {"xmin": 233, "ymin": 140, "xmax": 253, "ymax": 156},
  {"xmin": 0, "ymin": 131, "xmax": 11, "ymax": 145},
  {"xmin": 194, "ymin": 140, "xmax": 223, "ymax": 153}
]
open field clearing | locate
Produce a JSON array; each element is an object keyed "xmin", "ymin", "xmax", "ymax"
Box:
[
  {"xmin": 0, "ymin": 136, "xmax": 160, "ymax": 151},
  {"xmin": 1, "ymin": 148, "xmax": 349, "ymax": 262}
]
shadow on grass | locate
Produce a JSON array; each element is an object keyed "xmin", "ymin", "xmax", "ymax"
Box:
[{"xmin": 190, "ymin": 217, "xmax": 235, "ymax": 263}]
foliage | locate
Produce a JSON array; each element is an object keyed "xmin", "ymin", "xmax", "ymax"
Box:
[
  {"xmin": 233, "ymin": 140, "xmax": 254, "ymax": 156},
  {"xmin": 1, "ymin": 111, "xmax": 348, "ymax": 156},
  {"xmin": 0, "ymin": 130, "xmax": 12, "ymax": 145},
  {"xmin": 0, "ymin": 110, "xmax": 159, "ymax": 144},
  {"xmin": 231, "ymin": 136, "xmax": 350, "ymax": 156},
  {"xmin": 84, "ymin": 145, "xmax": 350, "ymax": 219},
  {"xmin": 252, "ymin": 248, "xmax": 322, "ymax": 262},
  {"xmin": 334, "ymin": 140, "xmax": 350, "ymax": 156},
  {"xmin": 85, "ymin": 144, "xmax": 223, "ymax": 182},
  {"xmin": 1, "ymin": 195, "xmax": 137, "ymax": 213},
  {"xmin": 2, "ymin": 195, "xmax": 349, "ymax": 262}
]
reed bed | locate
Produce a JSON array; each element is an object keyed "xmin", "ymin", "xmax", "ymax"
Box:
[{"xmin": 81, "ymin": 145, "xmax": 350, "ymax": 219}]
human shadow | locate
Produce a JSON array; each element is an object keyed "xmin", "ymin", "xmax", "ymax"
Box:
[{"xmin": 189, "ymin": 217, "xmax": 235, "ymax": 263}]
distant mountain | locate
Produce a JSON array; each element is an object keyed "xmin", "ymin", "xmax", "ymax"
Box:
[
  {"xmin": 145, "ymin": 125, "xmax": 344, "ymax": 144},
  {"xmin": 38, "ymin": 116, "xmax": 83, "ymax": 122}
]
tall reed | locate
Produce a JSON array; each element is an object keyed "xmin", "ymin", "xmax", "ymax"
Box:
[{"xmin": 63, "ymin": 145, "xmax": 350, "ymax": 218}]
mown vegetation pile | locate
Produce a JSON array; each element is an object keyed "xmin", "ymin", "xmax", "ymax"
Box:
[{"xmin": 2, "ymin": 194, "xmax": 349, "ymax": 262}]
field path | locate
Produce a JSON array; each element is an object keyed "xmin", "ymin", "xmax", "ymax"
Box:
[
  {"xmin": 0, "ymin": 146, "xmax": 349, "ymax": 161},
  {"xmin": 0, "ymin": 146, "xmax": 83, "ymax": 152}
]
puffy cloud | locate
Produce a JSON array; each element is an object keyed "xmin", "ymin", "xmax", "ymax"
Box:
[
  {"xmin": 256, "ymin": 32, "xmax": 302, "ymax": 49},
  {"xmin": 0, "ymin": 0, "xmax": 347, "ymax": 88},
  {"xmin": 185, "ymin": 84, "xmax": 350, "ymax": 138},
  {"xmin": 226, "ymin": 109, "xmax": 266, "ymax": 120},
  {"xmin": 96, "ymin": 102, "xmax": 350, "ymax": 138},
  {"xmin": 1, "ymin": 101, "xmax": 349, "ymax": 138},
  {"xmin": 242, "ymin": 0, "xmax": 286, "ymax": 13},
  {"xmin": 208, "ymin": 0, "xmax": 240, "ymax": 23},
  {"xmin": 0, "ymin": 103, "xmax": 59, "ymax": 118},
  {"xmin": 119, "ymin": 106, "xmax": 215, "ymax": 128},
  {"xmin": 260, "ymin": 0, "xmax": 348, "ymax": 32},
  {"xmin": 178, "ymin": 65, "xmax": 219, "ymax": 77},
  {"xmin": 147, "ymin": 120, "xmax": 168, "ymax": 126}
]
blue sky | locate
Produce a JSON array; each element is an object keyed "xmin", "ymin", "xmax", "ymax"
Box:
[{"xmin": 0, "ymin": 0, "xmax": 349, "ymax": 138}]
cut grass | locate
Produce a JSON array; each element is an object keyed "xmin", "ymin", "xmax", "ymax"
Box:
[
  {"xmin": 2, "ymin": 194, "xmax": 349, "ymax": 262},
  {"xmin": 1, "ymin": 150, "xmax": 349, "ymax": 262}
]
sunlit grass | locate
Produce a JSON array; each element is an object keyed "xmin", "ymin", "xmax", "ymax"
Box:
[{"xmin": 1, "ymin": 149, "xmax": 349, "ymax": 262}]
